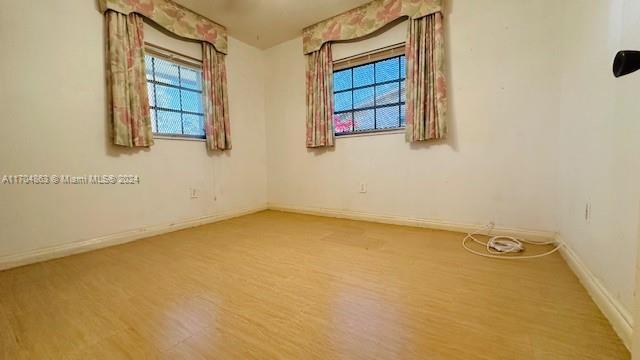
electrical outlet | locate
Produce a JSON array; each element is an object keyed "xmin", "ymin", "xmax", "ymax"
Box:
[
  {"xmin": 190, "ymin": 188, "xmax": 199, "ymax": 199},
  {"xmin": 584, "ymin": 202, "xmax": 591, "ymax": 223},
  {"xmin": 359, "ymin": 183, "xmax": 367, "ymax": 193}
]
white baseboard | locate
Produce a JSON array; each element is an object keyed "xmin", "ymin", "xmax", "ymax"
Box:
[
  {"xmin": 0, "ymin": 205, "xmax": 267, "ymax": 271},
  {"xmin": 268, "ymin": 203, "xmax": 556, "ymax": 242},
  {"xmin": 556, "ymin": 235, "xmax": 632, "ymax": 350}
]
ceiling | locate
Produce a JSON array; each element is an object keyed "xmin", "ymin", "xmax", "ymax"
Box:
[{"xmin": 173, "ymin": 0, "xmax": 371, "ymax": 49}]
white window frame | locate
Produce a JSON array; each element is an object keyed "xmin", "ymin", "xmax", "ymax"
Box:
[{"xmin": 145, "ymin": 43, "xmax": 206, "ymax": 141}]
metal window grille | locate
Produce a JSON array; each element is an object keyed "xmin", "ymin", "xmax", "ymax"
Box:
[
  {"xmin": 333, "ymin": 49, "xmax": 406, "ymax": 136},
  {"xmin": 145, "ymin": 50, "xmax": 205, "ymax": 139}
]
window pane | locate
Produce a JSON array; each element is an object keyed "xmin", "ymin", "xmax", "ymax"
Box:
[
  {"xmin": 181, "ymin": 90, "xmax": 203, "ymax": 113},
  {"xmin": 333, "ymin": 69, "xmax": 352, "ymax": 91},
  {"xmin": 180, "ymin": 67, "xmax": 202, "ymax": 90},
  {"xmin": 400, "ymin": 80, "xmax": 406, "ymax": 103},
  {"xmin": 147, "ymin": 83, "xmax": 155, "ymax": 107},
  {"xmin": 334, "ymin": 91, "xmax": 352, "ymax": 112},
  {"xmin": 156, "ymin": 110, "xmax": 182, "ymax": 134},
  {"xmin": 400, "ymin": 104, "xmax": 406, "ymax": 127},
  {"xmin": 145, "ymin": 55, "xmax": 154, "ymax": 81},
  {"xmin": 183, "ymin": 114, "xmax": 205, "ymax": 136},
  {"xmin": 400, "ymin": 55, "xmax": 406, "ymax": 78},
  {"xmin": 375, "ymin": 57, "xmax": 400, "ymax": 82},
  {"xmin": 353, "ymin": 87, "xmax": 374, "ymax": 109},
  {"xmin": 353, "ymin": 64, "xmax": 374, "ymax": 87},
  {"xmin": 155, "ymin": 85, "xmax": 181, "ymax": 110},
  {"xmin": 333, "ymin": 112, "xmax": 353, "ymax": 134},
  {"xmin": 154, "ymin": 58, "xmax": 180, "ymax": 86},
  {"xmin": 375, "ymin": 82, "xmax": 399, "ymax": 105},
  {"xmin": 354, "ymin": 109, "xmax": 374, "ymax": 131},
  {"xmin": 376, "ymin": 106, "xmax": 400, "ymax": 129},
  {"xmin": 150, "ymin": 109, "xmax": 157, "ymax": 132}
]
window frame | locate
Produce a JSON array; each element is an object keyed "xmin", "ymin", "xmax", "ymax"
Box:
[
  {"xmin": 145, "ymin": 44, "xmax": 206, "ymax": 141},
  {"xmin": 332, "ymin": 44, "xmax": 406, "ymax": 137}
]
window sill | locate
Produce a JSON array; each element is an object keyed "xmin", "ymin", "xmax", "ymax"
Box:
[
  {"xmin": 336, "ymin": 129, "xmax": 405, "ymax": 139},
  {"xmin": 154, "ymin": 135, "xmax": 206, "ymax": 142}
]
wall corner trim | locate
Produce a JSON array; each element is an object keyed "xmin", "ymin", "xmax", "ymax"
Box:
[
  {"xmin": 0, "ymin": 205, "xmax": 268, "ymax": 271},
  {"xmin": 556, "ymin": 234, "xmax": 633, "ymax": 350}
]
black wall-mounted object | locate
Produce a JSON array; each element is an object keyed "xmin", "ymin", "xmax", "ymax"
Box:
[{"xmin": 613, "ymin": 50, "xmax": 640, "ymax": 77}]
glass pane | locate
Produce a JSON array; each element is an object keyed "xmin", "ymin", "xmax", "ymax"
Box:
[
  {"xmin": 183, "ymin": 114, "xmax": 205, "ymax": 136},
  {"xmin": 153, "ymin": 58, "xmax": 180, "ymax": 86},
  {"xmin": 333, "ymin": 112, "xmax": 353, "ymax": 134},
  {"xmin": 400, "ymin": 104, "xmax": 406, "ymax": 127},
  {"xmin": 401, "ymin": 80, "xmax": 406, "ymax": 103},
  {"xmin": 156, "ymin": 110, "xmax": 182, "ymax": 134},
  {"xmin": 375, "ymin": 82, "xmax": 399, "ymax": 106},
  {"xmin": 150, "ymin": 109, "xmax": 157, "ymax": 133},
  {"xmin": 334, "ymin": 91, "xmax": 352, "ymax": 112},
  {"xmin": 354, "ymin": 109, "xmax": 374, "ymax": 131},
  {"xmin": 181, "ymin": 90, "xmax": 203, "ymax": 114},
  {"xmin": 400, "ymin": 55, "xmax": 406, "ymax": 78},
  {"xmin": 333, "ymin": 69, "xmax": 352, "ymax": 91},
  {"xmin": 147, "ymin": 82, "xmax": 155, "ymax": 107},
  {"xmin": 375, "ymin": 57, "xmax": 400, "ymax": 82},
  {"xmin": 155, "ymin": 85, "xmax": 181, "ymax": 110},
  {"xmin": 353, "ymin": 87, "xmax": 374, "ymax": 109},
  {"xmin": 145, "ymin": 55, "xmax": 154, "ymax": 81},
  {"xmin": 376, "ymin": 106, "xmax": 400, "ymax": 129},
  {"xmin": 353, "ymin": 64, "xmax": 374, "ymax": 87},
  {"xmin": 180, "ymin": 67, "xmax": 202, "ymax": 90}
]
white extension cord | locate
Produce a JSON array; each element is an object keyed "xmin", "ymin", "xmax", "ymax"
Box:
[{"xmin": 463, "ymin": 222, "xmax": 561, "ymax": 260}]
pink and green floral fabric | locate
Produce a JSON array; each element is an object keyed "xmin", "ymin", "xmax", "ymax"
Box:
[
  {"xmin": 100, "ymin": 0, "xmax": 228, "ymax": 54},
  {"xmin": 405, "ymin": 13, "xmax": 447, "ymax": 141},
  {"xmin": 306, "ymin": 44, "xmax": 335, "ymax": 148},
  {"xmin": 302, "ymin": 0, "xmax": 442, "ymax": 54},
  {"xmin": 203, "ymin": 43, "xmax": 231, "ymax": 151},
  {"xmin": 106, "ymin": 11, "xmax": 154, "ymax": 147}
]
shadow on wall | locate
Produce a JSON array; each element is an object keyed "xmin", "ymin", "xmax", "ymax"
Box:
[{"xmin": 307, "ymin": 145, "xmax": 336, "ymax": 157}]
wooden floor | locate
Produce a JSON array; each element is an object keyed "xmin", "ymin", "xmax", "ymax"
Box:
[{"xmin": 0, "ymin": 210, "xmax": 629, "ymax": 359}]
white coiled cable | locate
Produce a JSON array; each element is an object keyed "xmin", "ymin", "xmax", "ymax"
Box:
[{"xmin": 463, "ymin": 223, "xmax": 561, "ymax": 260}]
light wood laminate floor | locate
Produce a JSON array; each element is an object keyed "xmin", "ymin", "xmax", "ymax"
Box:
[{"xmin": 0, "ymin": 210, "xmax": 629, "ymax": 359}]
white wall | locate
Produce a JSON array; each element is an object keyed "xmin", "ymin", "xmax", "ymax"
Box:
[
  {"xmin": 555, "ymin": 0, "xmax": 640, "ymax": 325},
  {"xmin": 1, "ymin": 0, "xmax": 639, "ymax": 345},
  {"xmin": 0, "ymin": 0, "xmax": 268, "ymax": 259},
  {"xmin": 265, "ymin": 0, "xmax": 561, "ymax": 233},
  {"xmin": 263, "ymin": 0, "xmax": 640, "ymax": 338}
]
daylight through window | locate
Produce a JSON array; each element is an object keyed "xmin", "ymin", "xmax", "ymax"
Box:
[
  {"xmin": 145, "ymin": 53, "xmax": 205, "ymax": 138},
  {"xmin": 333, "ymin": 52, "xmax": 406, "ymax": 135}
]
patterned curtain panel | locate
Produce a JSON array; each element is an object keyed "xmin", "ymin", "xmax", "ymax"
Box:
[
  {"xmin": 306, "ymin": 43, "xmax": 335, "ymax": 148},
  {"xmin": 106, "ymin": 11, "xmax": 154, "ymax": 147},
  {"xmin": 405, "ymin": 12, "xmax": 447, "ymax": 142},
  {"xmin": 202, "ymin": 43, "xmax": 231, "ymax": 151},
  {"xmin": 99, "ymin": 0, "xmax": 228, "ymax": 54},
  {"xmin": 303, "ymin": 0, "xmax": 443, "ymax": 54}
]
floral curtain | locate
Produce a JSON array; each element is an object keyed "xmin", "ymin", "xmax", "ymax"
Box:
[
  {"xmin": 405, "ymin": 13, "xmax": 447, "ymax": 141},
  {"xmin": 302, "ymin": 0, "xmax": 443, "ymax": 54},
  {"xmin": 99, "ymin": 0, "xmax": 228, "ymax": 54},
  {"xmin": 106, "ymin": 11, "xmax": 154, "ymax": 147},
  {"xmin": 306, "ymin": 43, "xmax": 334, "ymax": 148},
  {"xmin": 202, "ymin": 43, "xmax": 231, "ymax": 151}
]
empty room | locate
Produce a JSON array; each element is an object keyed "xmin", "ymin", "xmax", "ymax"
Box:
[{"xmin": 1, "ymin": 0, "xmax": 640, "ymax": 358}]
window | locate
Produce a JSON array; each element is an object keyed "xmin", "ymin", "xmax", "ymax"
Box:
[
  {"xmin": 145, "ymin": 51, "xmax": 205, "ymax": 138},
  {"xmin": 333, "ymin": 50, "xmax": 406, "ymax": 136}
]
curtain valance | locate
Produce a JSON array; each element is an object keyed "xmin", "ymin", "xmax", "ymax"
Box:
[
  {"xmin": 99, "ymin": 0, "xmax": 228, "ymax": 54},
  {"xmin": 302, "ymin": 0, "xmax": 442, "ymax": 54}
]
